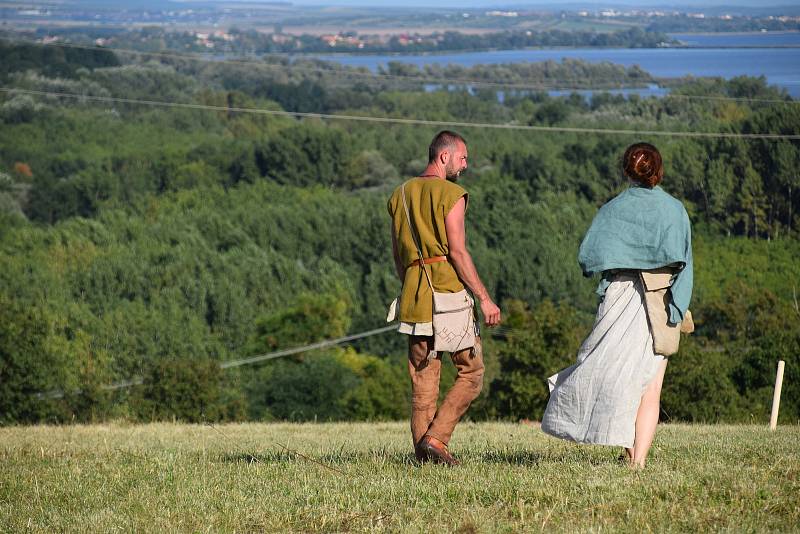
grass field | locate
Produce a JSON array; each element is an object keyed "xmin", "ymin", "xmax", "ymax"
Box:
[{"xmin": 1, "ymin": 422, "xmax": 798, "ymax": 532}]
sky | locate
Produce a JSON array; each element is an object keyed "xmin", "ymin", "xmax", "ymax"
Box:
[{"xmin": 283, "ymin": 0, "xmax": 800, "ymax": 6}]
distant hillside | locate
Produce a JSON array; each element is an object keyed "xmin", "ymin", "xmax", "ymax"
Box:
[{"xmin": 0, "ymin": 41, "xmax": 798, "ymax": 425}]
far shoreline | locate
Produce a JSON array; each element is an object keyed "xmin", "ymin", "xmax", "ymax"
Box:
[
  {"xmin": 292, "ymin": 41, "xmax": 798, "ymax": 58},
  {"xmin": 667, "ymin": 30, "xmax": 800, "ymax": 37}
]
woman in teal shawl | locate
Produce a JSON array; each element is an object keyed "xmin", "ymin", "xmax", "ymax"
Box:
[{"xmin": 541, "ymin": 142, "xmax": 693, "ymax": 468}]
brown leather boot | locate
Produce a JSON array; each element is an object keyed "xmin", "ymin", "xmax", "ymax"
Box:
[
  {"xmin": 414, "ymin": 444, "xmax": 428, "ymax": 463},
  {"xmin": 418, "ymin": 435, "xmax": 460, "ymax": 466}
]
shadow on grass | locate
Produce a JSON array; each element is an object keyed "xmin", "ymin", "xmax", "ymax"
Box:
[
  {"xmin": 217, "ymin": 449, "xmax": 419, "ymax": 467},
  {"xmin": 219, "ymin": 448, "xmax": 621, "ymax": 468},
  {"xmin": 477, "ymin": 448, "xmax": 621, "ymax": 466},
  {"xmin": 220, "ymin": 452, "xmax": 277, "ymax": 464}
]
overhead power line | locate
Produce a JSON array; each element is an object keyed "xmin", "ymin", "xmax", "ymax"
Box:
[
  {"xmin": 28, "ymin": 321, "xmax": 551, "ymax": 399},
  {"xmin": 3, "ymin": 87, "xmax": 799, "ymax": 140},
  {"xmin": 35, "ymin": 324, "xmax": 398, "ymax": 399},
  {"xmin": 7, "ymin": 38, "xmax": 799, "ymax": 106},
  {"xmin": 220, "ymin": 325, "xmax": 396, "ymax": 369},
  {"xmin": 28, "ymin": 314, "xmax": 758, "ymax": 401},
  {"xmin": 31, "ymin": 321, "xmax": 514, "ymax": 399}
]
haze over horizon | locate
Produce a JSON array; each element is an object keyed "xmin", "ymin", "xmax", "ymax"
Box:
[{"xmin": 280, "ymin": 0, "xmax": 800, "ymax": 7}]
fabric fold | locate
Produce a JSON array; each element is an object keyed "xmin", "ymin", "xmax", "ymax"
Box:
[{"xmin": 542, "ymin": 274, "xmax": 665, "ymax": 448}]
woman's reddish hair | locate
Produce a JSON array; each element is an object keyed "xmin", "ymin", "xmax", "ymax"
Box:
[{"xmin": 622, "ymin": 142, "xmax": 663, "ymax": 188}]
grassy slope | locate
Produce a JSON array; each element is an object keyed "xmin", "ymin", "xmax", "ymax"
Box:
[{"xmin": 1, "ymin": 422, "xmax": 797, "ymax": 532}]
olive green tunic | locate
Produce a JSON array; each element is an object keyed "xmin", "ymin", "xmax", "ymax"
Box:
[{"xmin": 387, "ymin": 177, "xmax": 468, "ymax": 324}]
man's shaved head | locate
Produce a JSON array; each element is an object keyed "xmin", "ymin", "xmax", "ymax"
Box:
[{"xmin": 428, "ymin": 130, "xmax": 467, "ymax": 164}]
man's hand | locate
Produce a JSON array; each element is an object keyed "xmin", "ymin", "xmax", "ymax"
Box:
[{"xmin": 479, "ymin": 297, "xmax": 501, "ymax": 327}]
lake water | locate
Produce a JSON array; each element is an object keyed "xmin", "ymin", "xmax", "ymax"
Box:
[
  {"xmin": 671, "ymin": 31, "xmax": 800, "ymax": 47},
  {"xmin": 310, "ymin": 32, "xmax": 800, "ymax": 97}
]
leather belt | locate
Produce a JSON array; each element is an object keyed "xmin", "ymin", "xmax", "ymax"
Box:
[{"xmin": 407, "ymin": 256, "xmax": 447, "ymax": 269}]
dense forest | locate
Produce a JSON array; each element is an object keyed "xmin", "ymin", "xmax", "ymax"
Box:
[{"xmin": 1, "ymin": 41, "xmax": 798, "ymax": 426}]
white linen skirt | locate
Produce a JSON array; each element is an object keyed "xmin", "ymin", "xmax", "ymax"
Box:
[{"xmin": 541, "ymin": 273, "xmax": 665, "ymax": 448}]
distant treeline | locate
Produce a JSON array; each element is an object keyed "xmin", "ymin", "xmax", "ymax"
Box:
[
  {"xmin": 3, "ymin": 26, "xmax": 674, "ymax": 56},
  {"xmin": 0, "ymin": 41, "xmax": 798, "ymax": 426},
  {"xmin": 0, "ymin": 39, "xmax": 119, "ymax": 82},
  {"xmin": 646, "ymin": 15, "xmax": 800, "ymax": 34}
]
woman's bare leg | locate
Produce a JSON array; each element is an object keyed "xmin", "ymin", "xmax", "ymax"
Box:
[{"xmin": 627, "ymin": 359, "xmax": 668, "ymax": 468}]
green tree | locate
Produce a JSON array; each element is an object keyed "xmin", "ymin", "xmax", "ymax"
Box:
[
  {"xmin": 248, "ymin": 291, "xmax": 351, "ymax": 353},
  {"xmin": 0, "ymin": 297, "xmax": 66, "ymax": 423},
  {"xmin": 661, "ymin": 340, "xmax": 746, "ymax": 422},
  {"xmin": 489, "ymin": 299, "xmax": 587, "ymax": 420},
  {"xmin": 247, "ymin": 353, "xmax": 359, "ymax": 421},
  {"xmin": 337, "ymin": 349, "xmax": 409, "ymax": 420},
  {"xmin": 734, "ymin": 161, "xmax": 768, "ymax": 238},
  {"xmin": 254, "ymin": 124, "xmax": 357, "ymax": 188},
  {"xmin": 133, "ymin": 357, "xmax": 245, "ymax": 423}
]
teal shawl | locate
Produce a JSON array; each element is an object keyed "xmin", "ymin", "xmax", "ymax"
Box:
[{"xmin": 578, "ymin": 185, "xmax": 693, "ymax": 324}]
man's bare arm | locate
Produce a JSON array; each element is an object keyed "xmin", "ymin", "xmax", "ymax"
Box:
[{"xmin": 445, "ymin": 196, "xmax": 501, "ymax": 326}]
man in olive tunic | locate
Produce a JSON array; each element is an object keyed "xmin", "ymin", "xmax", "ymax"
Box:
[{"xmin": 388, "ymin": 130, "xmax": 501, "ymax": 465}]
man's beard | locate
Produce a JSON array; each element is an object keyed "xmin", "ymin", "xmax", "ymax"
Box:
[{"xmin": 445, "ymin": 165, "xmax": 464, "ymax": 181}]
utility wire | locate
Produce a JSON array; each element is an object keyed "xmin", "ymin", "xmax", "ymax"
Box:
[
  {"xmin": 3, "ymin": 87, "xmax": 799, "ymax": 140},
  {"xmin": 221, "ymin": 325, "xmax": 396, "ymax": 369},
  {"xmin": 6, "ymin": 38, "xmax": 799, "ymax": 106},
  {"xmin": 30, "ymin": 315, "xmax": 742, "ymax": 400},
  {"xmin": 34, "ymin": 324, "xmax": 398, "ymax": 399},
  {"xmin": 29, "ymin": 320, "xmax": 504, "ymax": 399},
  {"xmin": 30, "ymin": 316, "xmax": 750, "ymax": 400}
]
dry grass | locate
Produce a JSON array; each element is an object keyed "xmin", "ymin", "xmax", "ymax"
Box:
[{"xmin": 1, "ymin": 422, "xmax": 798, "ymax": 532}]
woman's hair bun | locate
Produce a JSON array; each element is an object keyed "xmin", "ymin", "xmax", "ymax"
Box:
[{"xmin": 622, "ymin": 143, "xmax": 663, "ymax": 187}]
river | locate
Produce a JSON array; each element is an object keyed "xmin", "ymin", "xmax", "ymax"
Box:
[{"xmin": 310, "ymin": 32, "xmax": 800, "ymax": 97}]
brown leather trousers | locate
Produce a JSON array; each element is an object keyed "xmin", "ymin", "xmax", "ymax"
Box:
[{"xmin": 407, "ymin": 335, "xmax": 484, "ymax": 447}]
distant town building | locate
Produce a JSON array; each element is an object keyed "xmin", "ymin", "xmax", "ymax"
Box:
[
  {"xmin": 319, "ymin": 33, "xmax": 366, "ymax": 48},
  {"xmin": 271, "ymin": 34, "xmax": 292, "ymax": 44}
]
